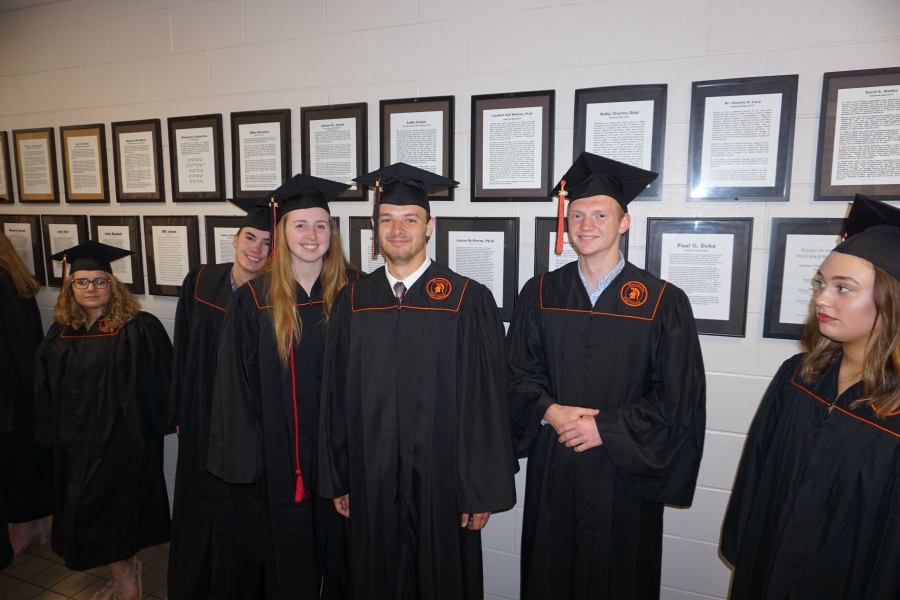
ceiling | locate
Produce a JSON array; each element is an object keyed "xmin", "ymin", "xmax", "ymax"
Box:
[{"xmin": 0, "ymin": 0, "xmax": 68, "ymax": 13}]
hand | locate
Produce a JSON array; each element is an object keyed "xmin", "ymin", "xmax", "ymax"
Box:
[
  {"xmin": 543, "ymin": 404, "xmax": 599, "ymax": 436},
  {"xmin": 175, "ymin": 426, "xmax": 180, "ymax": 436},
  {"xmin": 461, "ymin": 512, "xmax": 491, "ymax": 530},
  {"xmin": 333, "ymin": 495, "xmax": 350, "ymax": 518},
  {"xmin": 558, "ymin": 413, "xmax": 602, "ymax": 452}
]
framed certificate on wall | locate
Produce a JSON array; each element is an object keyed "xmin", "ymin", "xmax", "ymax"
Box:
[
  {"xmin": 573, "ymin": 84, "xmax": 667, "ymax": 200},
  {"xmin": 111, "ymin": 119, "xmax": 165, "ymax": 203},
  {"xmin": 40, "ymin": 214, "xmax": 89, "ymax": 287},
  {"xmin": 12, "ymin": 128, "xmax": 59, "ymax": 204},
  {"xmin": 0, "ymin": 132, "xmax": 13, "ymax": 204},
  {"xmin": 301, "ymin": 103, "xmax": 368, "ymax": 200},
  {"xmin": 0, "ymin": 214, "xmax": 45, "ymax": 285},
  {"xmin": 60, "ymin": 124, "xmax": 109, "ymax": 203},
  {"xmin": 471, "ymin": 90, "xmax": 555, "ymax": 202},
  {"xmin": 143, "ymin": 216, "xmax": 200, "ymax": 296},
  {"xmin": 89, "ymin": 215, "xmax": 145, "ymax": 295},
  {"xmin": 646, "ymin": 217, "xmax": 753, "ymax": 337},
  {"xmin": 231, "ymin": 109, "xmax": 291, "ymax": 199},
  {"xmin": 167, "ymin": 115, "xmax": 225, "ymax": 202}
]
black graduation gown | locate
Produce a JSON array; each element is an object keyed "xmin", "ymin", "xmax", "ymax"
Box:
[
  {"xmin": 209, "ymin": 271, "xmax": 359, "ymax": 600},
  {"xmin": 507, "ymin": 261, "xmax": 706, "ymax": 600},
  {"xmin": 721, "ymin": 353, "xmax": 900, "ymax": 599},
  {"xmin": 0, "ymin": 264, "xmax": 52, "ymax": 524},
  {"xmin": 168, "ymin": 263, "xmax": 265, "ymax": 600},
  {"xmin": 33, "ymin": 311, "xmax": 174, "ymax": 570},
  {"xmin": 319, "ymin": 262, "xmax": 518, "ymax": 600}
]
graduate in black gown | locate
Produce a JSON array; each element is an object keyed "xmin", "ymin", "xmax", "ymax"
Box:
[
  {"xmin": 167, "ymin": 201, "xmax": 271, "ymax": 600},
  {"xmin": 209, "ymin": 174, "xmax": 357, "ymax": 599},
  {"xmin": 33, "ymin": 241, "xmax": 173, "ymax": 600},
  {"xmin": 0, "ymin": 232, "xmax": 52, "ymax": 557},
  {"xmin": 319, "ymin": 163, "xmax": 518, "ymax": 600},
  {"xmin": 507, "ymin": 153, "xmax": 706, "ymax": 600},
  {"xmin": 722, "ymin": 195, "xmax": 900, "ymax": 599}
]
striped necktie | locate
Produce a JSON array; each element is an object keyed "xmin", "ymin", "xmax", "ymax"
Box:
[{"xmin": 393, "ymin": 281, "xmax": 406, "ymax": 309}]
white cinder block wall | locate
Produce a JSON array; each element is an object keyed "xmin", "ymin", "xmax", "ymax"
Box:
[{"xmin": 1, "ymin": 0, "xmax": 898, "ymax": 597}]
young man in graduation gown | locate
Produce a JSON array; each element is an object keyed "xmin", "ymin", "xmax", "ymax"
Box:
[
  {"xmin": 319, "ymin": 163, "xmax": 518, "ymax": 600},
  {"xmin": 167, "ymin": 200, "xmax": 271, "ymax": 600},
  {"xmin": 507, "ymin": 152, "xmax": 706, "ymax": 600}
]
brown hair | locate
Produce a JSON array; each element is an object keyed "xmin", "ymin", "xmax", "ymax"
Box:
[
  {"xmin": 800, "ymin": 263, "xmax": 900, "ymax": 417},
  {"xmin": 264, "ymin": 218, "xmax": 351, "ymax": 365},
  {"xmin": 54, "ymin": 273, "xmax": 141, "ymax": 331},
  {"xmin": 0, "ymin": 232, "xmax": 39, "ymax": 298}
]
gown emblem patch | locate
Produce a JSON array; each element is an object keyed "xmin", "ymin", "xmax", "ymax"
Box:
[
  {"xmin": 620, "ymin": 281, "xmax": 649, "ymax": 307},
  {"xmin": 426, "ymin": 278, "xmax": 452, "ymax": 300}
]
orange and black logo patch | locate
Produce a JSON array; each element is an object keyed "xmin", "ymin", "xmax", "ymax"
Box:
[
  {"xmin": 426, "ymin": 277, "xmax": 452, "ymax": 300},
  {"xmin": 620, "ymin": 281, "xmax": 648, "ymax": 307}
]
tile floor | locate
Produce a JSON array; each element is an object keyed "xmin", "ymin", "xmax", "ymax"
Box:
[{"xmin": 1, "ymin": 537, "xmax": 168, "ymax": 600}]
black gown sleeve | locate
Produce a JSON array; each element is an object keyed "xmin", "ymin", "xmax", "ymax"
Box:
[
  {"xmin": 0, "ymin": 269, "xmax": 42, "ymax": 433},
  {"xmin": 720, "ymin": 353, "xmax": 803, "ymax": 566},
  {"xmin": 120, "ymin": 312, "xmax": 175, "ymax": 448},
  {"xmin": 169, "ymin": 269, "xmax": 198, "ymax": 428},
  {"xmin": 866, "ymin": 468, "xmax": 900, "ymax": 598},
  {"xmin": 593, "ymin": 287, "xmax": 707, "ymax": 507},
  {"xmin": 208, "ymin": 288, "xmax": 263, "ymax": 484},
  {"xmin": 32, "ymin": 323, "xmax": 63, "ymax": 448},
  {"xmin": 318, "ymin": 285, "xmax": 352, "ymax": 499},
  {"xmin": 456, "ymin": 284, "xmax": 518, "ymax": 514},
  {"xmin": 507, "ymin": 277, "xmax": 557, "ymax": 456}
]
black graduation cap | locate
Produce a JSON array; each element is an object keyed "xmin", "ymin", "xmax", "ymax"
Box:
[
  {"xmin": 549, "ymin": 152, "xmax": 658, "ymax": 254},
  {"xmin": 50, "ymin": 240, "xmax": 133, "ymax": 280},
  {"xmin": 228, "ymin": 197, "xmax": 273, "ymax": 232},
  {"xmin": 261, "ymin": 173, "xmax": 351, "ymax": 259},
  {"xmin": 833, "ymin": 194, "xmax": 900, "ymax": 281},
  {"xmin": 354, "ymin": 163, "xmax": 458, "ymax": 256}
]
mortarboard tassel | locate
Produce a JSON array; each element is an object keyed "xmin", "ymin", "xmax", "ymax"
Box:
[
  {"xmin": 372, "ymin": 177, "xmax": 382, "ymax": 258},
  {"xmin": 268, "ymin": 196, "xmax": 278, "ymax": 260},
  {"xmin": 555, "ymin": 180, "xmax": 567, "ymax": 255},
  {"xmin": 289, "ymin": 340, "xmax": 306, "ymax": 502},
  {"xmin": 61, "ymin": 254, "xmax": 67, "ymax": 282}
]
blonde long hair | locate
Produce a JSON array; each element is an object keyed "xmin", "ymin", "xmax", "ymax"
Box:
[
  {"xmin": 0, "ymin": 232, "xmax": 39, "ymax": 298},
  {"xmin": 265, "ymin": 217, "xmax": 351, "ymax": 365},
  {"xmin": 55, "ymin": 273, "xmax": 141, "ymax": 331},
  {"xmin": 800, "ymin": 263, "xmax": 900, "ymax": 418}
]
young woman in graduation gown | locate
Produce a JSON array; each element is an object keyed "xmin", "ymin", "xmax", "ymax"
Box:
[
  {"xmin": 722, "ymin": 196, "xmax": 900, "ymax": 599},
  {"xmin": 0, "ymin": 232, "xmax": 52, "ymax": 557},
  {"xmin": 33, "ymin": 242, "xmax": 173, "ymax": 600},
  {"xmin": 209, "ymin": 175, "xmax": 358, "ymax": 599}
]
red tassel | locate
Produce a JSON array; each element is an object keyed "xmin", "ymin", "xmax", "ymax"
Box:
[
  {"xmin": 289, "ymin": 341, "xmax": 305, "ymax": 502},
  {"xmin": 372, "ymin": 178, "xmax": 381, "ymax": 258},
  {"xmin": 555, "ymin": 180, "xmax": 567, "ymax": 255},
  {"xmin": 268, "ymin": 197, "xmax": 278, "ymax": 260}
]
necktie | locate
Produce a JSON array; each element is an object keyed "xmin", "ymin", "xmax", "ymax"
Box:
[{"xmin": 393, "ymin": 281, "xmax": 406, "ymax": 309}]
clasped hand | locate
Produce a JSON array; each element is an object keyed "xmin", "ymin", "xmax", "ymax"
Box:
[{"xmin": 544, "ymin": 404, "xmax": 603, "ymax": 452}]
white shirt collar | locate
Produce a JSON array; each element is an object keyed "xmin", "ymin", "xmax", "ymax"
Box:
[{"xmin": 385, "ymin": 257, "xmax": 432, "ymax": 293}]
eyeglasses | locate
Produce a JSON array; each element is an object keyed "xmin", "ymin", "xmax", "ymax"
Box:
[{"xmin": 72, "ymin": 278, "xmax": 110, "ymax": 289}]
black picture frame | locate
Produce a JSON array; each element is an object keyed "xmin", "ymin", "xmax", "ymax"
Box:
[
  {"xmin": 814, "ymin": 67, "xmax": 900, "ymax": 202},
  {"xmin": 435, "ymin": 217, "xmax": 519, "ymax": 321},
  {"xmin": 380, "ymin": 96, "xmax": 455, "ymax": 201},
  {"xmin": 471, "ymin": 90, "xmax": 555, "ymax": 202},
  {"xmin": 687, "ymin": 75, "xmax": 798, "ymax": 202},
  {"xmin": 0, "ymin": 132, "xmax": 13, "ymax": 204},
  {"xmin": 167, "ymin": 114, "xmax": 225, "ymax": 202},
  {"xmin": 763, "ymin": 218, "xmax": 843, "ymax": 339},
  {"xmin": 40, "ymin": 214, "xmax": 88, "ymax": 287},
  {"xmin": 573, "ymin": 84, "xmax": 667, "ymax": 200},
  {"xmin": 204, "ymin": 215, "xmax": 244, "ymax": 265},
  {"xmin": 231, "ymin": 109, "xmax": 292, "ymax": 199},
  {"xmin": 12, "ymin": 128, "xmax": 59, "ymax": 204},
  {"xmin": 301, "ymin": 103, "xmax": 368, "ymax": 200},
  {"xmin": 89, "ymin": 215, "xmax": 145, "ymax": 295},
  {"xmin": 0, "ymin": 214, "xmax": 45, "ymax": 285},
  {"xmin": 646, "ymin": 217, "xmax": 753, "ymax": 337},
  {"xmin": 143, "ymin": 215, "xmax": 200, "ymax": 297},
  {"xmin": 349, "ymin": 216, "xmax": 386, "ymax": 274},
  {"xmin": 533, "ymin": 217, "xmax": 628, "ymax": 276},
  {"xmin": 111, "ymin": 119, "xmax": 165, "ymax": 203},
  {"xmin": 59, "ymin": 123, "xmax": 109, "ymax": 204}
]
